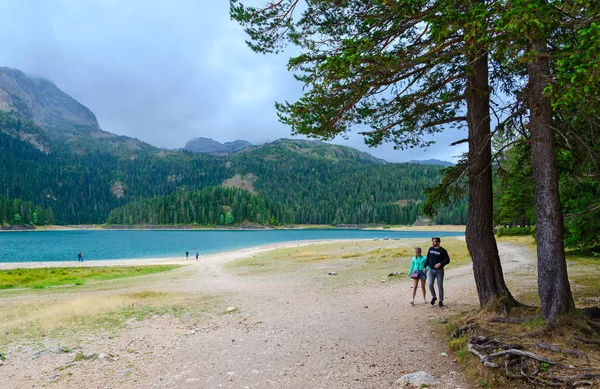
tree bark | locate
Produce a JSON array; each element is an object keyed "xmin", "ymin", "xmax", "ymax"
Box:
[
  {"xmin": 527, "ymin": 39, "xmax": 575, "ymax": 322},
  {"xmin": 465, "ymin": 45, "xmax": 516, "ymax": 308}
]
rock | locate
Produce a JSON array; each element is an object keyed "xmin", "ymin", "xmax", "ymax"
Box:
[
  {"xmin": 328, "ymin": 272, "xmax": 337, "ymax": 275},
  {"xmin": 440, "ymin": 318, "xmax": 449, "ymax": 324},
  {"xmin": 397, "ymin": 371, "xmax": 438, "ymax": 386},
  {"xmin": 441, "ymin": 352, "xmax": 448, "ymax": 357},
  {"xmin": 98, "ymin": 353, "xmax": 115, "ymax": 361},
  {"xmin": 187, "ymin": 330, "xmax": 196, "ymax": 335},
  {"xmin": 226, "ymin": 307, "xmax": 237, "ymax": 313},
  {"xmin": 0, "ymin": 359, "xmax": 4, "ymax": 366},
  {"xmin": 388, "ymin": 272, "xmax": 403, "ymax": 277},
  {"xmin": 186, "ymin": 378, "xmax": 201, "ymax": 382}
]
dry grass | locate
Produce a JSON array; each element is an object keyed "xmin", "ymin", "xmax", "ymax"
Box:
[
  {"xmin": 0, "ymin": 265, "xmax": 221, "ymax": 349},
  {"xmin": 0, "ymin": 289, "xmax": 219, "ymax": 348},
  {"xmin": 224, "ymin": 238, "xmax": 471, "ymax": 291}
]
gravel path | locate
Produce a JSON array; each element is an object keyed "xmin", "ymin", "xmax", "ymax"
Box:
[{"xmin": 0, "ymin": 240, "xmax": 533, "ymax": 389}]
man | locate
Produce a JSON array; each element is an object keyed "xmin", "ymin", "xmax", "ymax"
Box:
[{"xmin": 426, "ymin": 237, "xmax": 450, "ymax": 307}]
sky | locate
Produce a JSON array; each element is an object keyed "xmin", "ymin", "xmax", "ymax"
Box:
[{"xmin": 0, "ymin": 0, "xmax": 467, "ymax": 163}]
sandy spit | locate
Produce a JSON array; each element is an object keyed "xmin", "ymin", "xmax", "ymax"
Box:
[{"xmin": 0, "ymin": 239, "xmax": 357, "ymax": 270}]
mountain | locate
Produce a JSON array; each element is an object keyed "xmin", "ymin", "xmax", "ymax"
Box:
[
  {"xmin": 0, "ymin": 68, "xmax": 467, "ymax": 226},
  {"xmin": 0, "ymin": 67, "xmax": 99, "ymax": 137},
  {"xmin": 240, "ymin": 138, "xmax": 387, "ymax": 164},
  {"xmin": 184, "ymin": 137, "xmax": 253, "ymax": 154},
  {"xmin": 0, "ymin": 67, "xmax": 155, "ymax": 155},
  {"xmin": 408, "ymin": 159, "xmax": 454, "ymax": 167}
]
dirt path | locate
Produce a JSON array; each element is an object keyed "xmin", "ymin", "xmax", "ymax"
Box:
[{"xmin": 0, "ymin": 240, "xmax": 533, "ymax": 389}]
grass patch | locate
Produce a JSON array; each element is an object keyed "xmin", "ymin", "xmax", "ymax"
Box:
[
  {"xmin": 570, "ymin": 274, "xmax": 600, "ymax": 299},
  {"xmin": 496, "ymin": 235, "xmax": 537, "ymax": 249},
  {"xmin": 565, "ymin": 248, "xmax": 600, "ymax": 306},
  {"xmin": 224, "ymin": 238, "xmax": 471, "ymax": 290},
  {"xmin": 0, "ymin": 289, "xmax": 220, "ymax": 347},
  {"xmin": 0, "ymin": 265, "xmax": 181, "ymax": 289},
  {"xmin": 521, "ymin": 316, "xmax": 545, "ymax": 329}
]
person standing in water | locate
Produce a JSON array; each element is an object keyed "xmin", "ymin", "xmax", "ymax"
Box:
[
  {"xmin": 78, "ymin": 252, "xmax": 83, "ymax": 262},
  {"xmin": 195, "ymin": 251, "xmax": 199, "ymax": 261},
  {"xmin": 408, "ymin": 247, "xmax": 428, "ymax": 305},
  {"xmin": 185, "ymin": 251, "xmax": 189, "ymax": 260}
]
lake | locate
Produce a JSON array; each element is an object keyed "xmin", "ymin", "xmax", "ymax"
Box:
[{"xmin": 0, "ymin": 229, "xmax": 464, "ymax": 263}]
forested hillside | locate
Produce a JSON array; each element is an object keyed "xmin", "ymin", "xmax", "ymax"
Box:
[
  {"xmin": 0, "ymin": 195, "xmax": 55, "ymax": 226},
  {"xmin": 106, "ymin": 187, "xmax": 279, "ymax": 226},
  {"xmin": 0, "ymin": 110, "xmax": 466, "ymax": 226}
]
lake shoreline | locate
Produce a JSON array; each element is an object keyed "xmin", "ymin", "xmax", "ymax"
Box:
[
  {"xmin": 1, "ymin": 229, "xmax": 465, "ymax": 265},
  {"xmin": 1, "ymin": 224, "xmax": 466, "ymax": 232},
  {"xmin": 0, "ymin": 239, "xmax": 353, "ymax": 270}
]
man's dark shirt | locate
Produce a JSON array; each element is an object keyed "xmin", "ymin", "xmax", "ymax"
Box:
[{"xmin": 426, "ymin": 246, "xmax": 450, "ymax": 269}]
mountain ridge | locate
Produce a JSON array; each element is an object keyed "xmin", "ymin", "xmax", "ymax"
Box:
[
  {"xmin": 408, "ymin": 159, "xmax": 454, "ymax": 167},
  {"xmin": 0, "ymin": 67, "xmax": 467, "ymax": 226},
  {"xmin": 184, "ymin": 137, "xmax": 253, "ymax": 154}
]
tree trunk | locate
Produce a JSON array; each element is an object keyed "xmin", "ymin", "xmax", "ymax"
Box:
[
  {"xmin": 527, "ymin": 39, "xmax": 575, "ymax": 322},
  {"xmin": 465, "ymin": 45, "xmax": 516, "ymax": 308}
]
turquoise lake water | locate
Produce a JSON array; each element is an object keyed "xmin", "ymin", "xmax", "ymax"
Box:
[{"xmin": 0, "ymin": 229, "xmax": 464, "ymax": 263}]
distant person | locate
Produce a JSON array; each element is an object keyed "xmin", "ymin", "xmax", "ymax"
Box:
[
  {"xmin": 408, "ymin": 247, "xmax": 428, "ymax": 305},
  {"xmin": 185, "ymin": 251, "xmax": 189, "ymax": 260},
  {"xmin": 195, "ymin": 251, "xmax": 199, "ymax": 261},
  {"xmin": 78, "ymin": 252, "xmax": 83, "ymax": 262},
  {"xmin": 427, "ymin": 237, "xmax": 450, "ymax": 307}
]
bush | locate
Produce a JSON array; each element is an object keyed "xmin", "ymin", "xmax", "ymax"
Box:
[{"xmin": 496, "ymin": 226, "xmax": 534, "ymax": 237}]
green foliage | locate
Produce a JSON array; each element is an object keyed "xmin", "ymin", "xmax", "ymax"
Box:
[
  {"xmin": 495, "ymin": 141, "xmax": 599, "ymax": 249},
  {"xmin": 494, "ymin": 141, "xmax": 536, "ymax": 227},
  {"xmin": 224, "ymin": 212, "xmax": 235, "ymax": 225},
  {"xmin": 496, "ymin": 226, "xmax": 534, "ymax": 237},
  {"xmin": 0, "ymin": 195, "xmax": 53, "ymax": 226},
  {"xmin": 422, "ymin": 160, "xmax": 468, "ymax": 218},
  {"xmin": 562, "ymin": 175, "xmax": 600, "ymax": 249}
]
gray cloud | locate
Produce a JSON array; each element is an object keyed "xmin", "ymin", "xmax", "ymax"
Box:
[{"xmin": 0, "ymin": 0, "xmax": 467, "ymax": 162}]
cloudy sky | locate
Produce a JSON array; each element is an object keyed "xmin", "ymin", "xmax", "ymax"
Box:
[{"xmin": 0, "ymin": 0, "xmax": 467, "ymax": 163}]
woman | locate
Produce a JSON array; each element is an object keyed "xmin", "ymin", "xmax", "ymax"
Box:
[{"xmin": 408, "ymin": 247, "xmax": 428, "ymax": 305}]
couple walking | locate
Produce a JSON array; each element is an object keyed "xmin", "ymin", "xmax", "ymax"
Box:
[{"xmin": 407, "ymin": 237, "xmax": 450, "ymax": 307}]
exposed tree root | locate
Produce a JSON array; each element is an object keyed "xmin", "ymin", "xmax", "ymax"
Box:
[
  {"xmin": 536, "ymin": 342, "xmax": 590, "ymax": 365},
  {"xmin": 574, "ymin": 336, "xmax": 600, "ymax": 345},
  {"xmin": 466, "ymin": 334, "xmax": 600, "ymax": 387},
  {"xmin": 489, "ymin": 316, "xmax": 527, "ymax": 324}
]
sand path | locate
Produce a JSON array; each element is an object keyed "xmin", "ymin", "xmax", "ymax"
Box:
[{"xmin": 0, "ymin": 240, "xmax": 533, "ymax": 389}]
